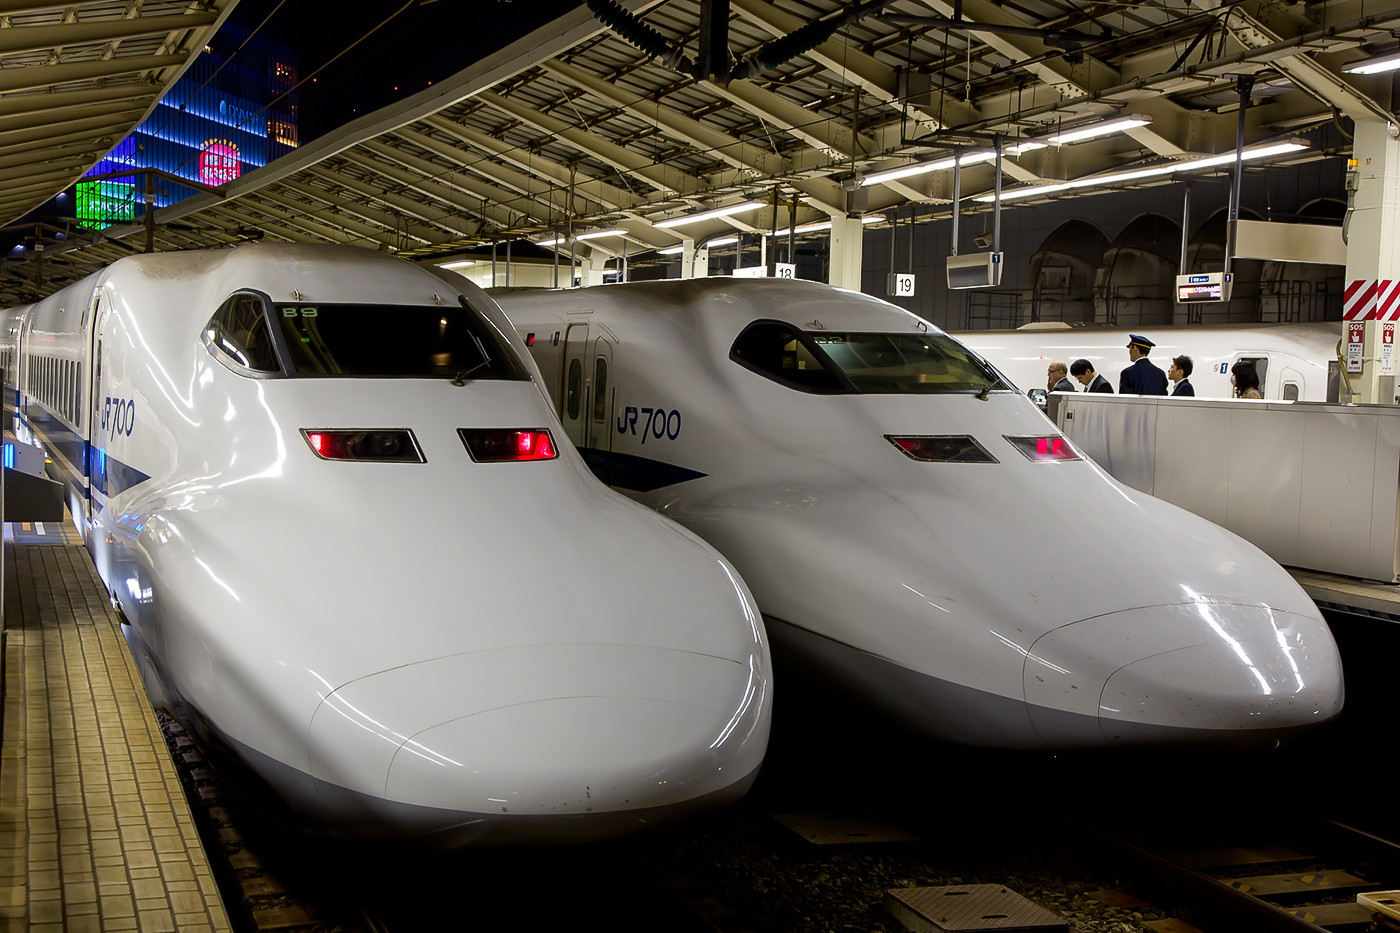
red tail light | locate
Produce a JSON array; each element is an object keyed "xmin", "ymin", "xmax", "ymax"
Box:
[
  {"xmin": 1005, "ymin": 434, "xmax": 1081, "ymax": 462},
  {"xmin": 301, "ymin": 429, "xmax": 424, "ymax": 462},
  {"xmin": 886, "ymin": 435, "xmax": 998, "ymax": 463},
  {"xmin": 459, "ymin": 428, "xmax": 558, "ymax": 462}
]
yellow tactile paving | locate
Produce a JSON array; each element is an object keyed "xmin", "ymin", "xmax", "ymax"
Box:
[{"xmin": 0, "ymin": 541, "xmax": 231, "ymax": 933}]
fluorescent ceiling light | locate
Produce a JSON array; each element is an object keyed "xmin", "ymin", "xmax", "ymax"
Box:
[
  {"xmin": 1045, "ymin": 114, "xmax": 1152, "ymax": 145},
  {"xmin": 1343, "ymin": 50, "xmax": 1400, "ymax": 74},
  {"xmin": 976, "ymin": 140, "xmax": 1308, "ymax": 202},
  {"xmin": 706, "ymin": 236, "xmax": 739, "ymax": 247},
  {"xmin": 1006, "ymin": 141, "xmax": 1047, "ymax": 155},
  {"xmin": 654, "ymin": 201, "xmax": 762, "ymax": 229},
  {"xmin": 781, "ymin": 215, "xmax": 885, "ymax": 235},
  {"xmin": 862, "ymin": 151, "xmax": 996, "ymax": 187},
  {"xmin": 536, "ymin": 228, "xmax": 625, "ymax": 247},
  {"xmin": 440, "ymin": 260, "xmax": 475, "ymax": 270},
  {"xmin": 658, "ymin": 245, "xmax": 686, "ymax": 255}
]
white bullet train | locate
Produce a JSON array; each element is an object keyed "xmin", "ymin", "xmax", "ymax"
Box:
[
  {"xmin": 955, "ymin": 320, "xmax": 1340, "ymax": 401},
  {"xmin": 1, "ymin": 244, "xmax": 771, "ymax": 845},
  {"xmin": 494, "ymin": 277, "xmax": 1345, "ymax": 750}
]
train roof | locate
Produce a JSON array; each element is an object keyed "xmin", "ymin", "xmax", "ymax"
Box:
[{"xmin": 499, "ymin": 277, "xmax": 939, "ymax": 336}]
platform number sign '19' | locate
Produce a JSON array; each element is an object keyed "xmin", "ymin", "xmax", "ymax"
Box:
[{"xmin": 103, "ymin": 396, "xmax": 135, "ymax": 438}]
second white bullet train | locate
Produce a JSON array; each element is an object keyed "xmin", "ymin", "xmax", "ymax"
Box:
[
  {"xmin": 2, "ymin": 244, "xmax": 772, "ymax": 845},
  {"xmin": 495, "ymin": 277, "xmax": 1345, "ymax": 750}
]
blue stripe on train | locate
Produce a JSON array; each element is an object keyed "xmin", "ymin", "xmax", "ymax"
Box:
[
  {"xmin": 23, "ymin": 397, "xmax": 152, "ymax": 498},
  {"xmin": 578, "ymin": 447, "xmax": 707, "ymax": 492}
]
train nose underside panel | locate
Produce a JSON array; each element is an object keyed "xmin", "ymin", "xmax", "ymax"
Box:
[
  {"xmin": 1023, "ymin": 602, "xmax": 1345, "ymax": 747},
  {"xmin": 306, "ymin": 642, "xmax": 767, "ymax": 836}
]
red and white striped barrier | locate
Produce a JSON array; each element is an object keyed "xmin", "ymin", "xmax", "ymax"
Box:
[{"xmin": 1344, "ymin": 279, "xmax": 1400, "ymax": 321}]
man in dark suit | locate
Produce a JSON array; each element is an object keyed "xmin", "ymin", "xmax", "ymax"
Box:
[
  {"xmin": 1047, "ymin": 360, "xmax": 1076, "ymax": 393},
  {"xmin": 1169, "ymin": 355, "xmax": 1195, "ymax": 396},
  {"xmin": 1070, "ymin": 358, "xmax": 1112, "ymax": 393},
  {"xmin": 1119, "ymin": 334, "xmax": 1168, "ymax": 395}
]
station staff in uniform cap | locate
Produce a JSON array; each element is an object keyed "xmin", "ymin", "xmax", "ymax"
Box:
[{"xmin": 1119, "ymin": 334, "xmax": 1168, "ymax": 395}]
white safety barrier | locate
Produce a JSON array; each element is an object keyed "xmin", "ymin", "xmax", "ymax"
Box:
[{"xmin": 1053, "ymin": 393, "xmax": 1400, "ymax": 583}]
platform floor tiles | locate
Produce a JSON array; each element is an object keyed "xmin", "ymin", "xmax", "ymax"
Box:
[{"xmin": 0, "ymin": 540, "xmax": 232, "ymax": 932}]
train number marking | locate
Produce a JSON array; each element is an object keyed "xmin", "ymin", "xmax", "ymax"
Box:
[
  {"xmin": 617, "ymin": 406, "xmax": 681, "ymax": 443},
  {"xmin": 102, "ymin": 396, "xmax": 135, "ymax": 438}
]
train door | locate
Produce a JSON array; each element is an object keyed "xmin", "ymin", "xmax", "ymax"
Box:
[
  {"xmin": 588, "ymin": 335, "xmax": 616, "ymax": 452},
  {"xmin": 561, "ymin": 321, "xmax": 590, "ymax": 446},
  {"xmin": 15, "ymin": 312, "xmax": 32, "ymax": 434},
  {"xmin": 88, "ymin": 299, "xmax": 110, "ymax": 525},
  {"xmin": 1234, "ymin": 354, "xmax": 1267, "ymax": 397},
  {"xmin": 81, "ymin": 291, "xmax": 103, "ymax": 521}
]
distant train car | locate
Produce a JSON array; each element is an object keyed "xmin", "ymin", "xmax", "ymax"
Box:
[
  {"xmin": 1, "ymin": 244, "xmax": 772, "ymax": 845},
  {"xmin": 495, "ymin": 277, "xmax": 1344, "ymax": 750},
  {"xmin": 955, "ymin": 320, "xmax": 1340, "ymax": 401}
]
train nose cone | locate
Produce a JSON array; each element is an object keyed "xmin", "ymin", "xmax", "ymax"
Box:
[
  {"xmin": 308, "ymin": 643, "xmax": 769, "ymax": 836},
  {"xmin": 1023, "ymin": 601, "xmax": 1343, "ymax": 748}
]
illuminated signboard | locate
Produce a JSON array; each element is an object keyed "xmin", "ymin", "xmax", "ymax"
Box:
[
  {"xmin": 75, "ymin": 180, "xmax": 138, "ymax": 230},
  {"xmin": 78, "ymin": 21, "xmax": 296, "ymax": 208},
  {"xmin": 199, "ymin": 139, "xmax": 241, "ymax": 185},
  {"xmin": 1175, "ymin": 272, "xmax": 1233, "ymax": 303}
]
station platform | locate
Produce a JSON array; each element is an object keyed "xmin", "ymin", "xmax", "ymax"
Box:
[
  {"xmin": 0, "ymin": 521, "xmax": 231, "ymax": 932},
  {"xmin": 1290, "ymin": 568, "xmax": 1400, "ymax": 622}
]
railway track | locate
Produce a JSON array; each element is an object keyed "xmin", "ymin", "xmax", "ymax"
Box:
[
  {"xmin": 1055, "ymin": 802, "xmax": 1400, "ymax": 931},
  {"xmin": 158, "ymin": 712, "xmax": 727, "ymax": 933}
]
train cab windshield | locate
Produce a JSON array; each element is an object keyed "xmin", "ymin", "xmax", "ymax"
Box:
[
  {"xmin": 204, "ymin": 292, "xmax": 528, "ymax": 379},
  {"xmin": 731, "ymin": 320, "xmax": 1009, "ymax": 394}
]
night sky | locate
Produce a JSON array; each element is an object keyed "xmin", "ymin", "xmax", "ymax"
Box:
[{"xmin": 237, "ymin": 0, "xmax": 583, "ymax": 143}]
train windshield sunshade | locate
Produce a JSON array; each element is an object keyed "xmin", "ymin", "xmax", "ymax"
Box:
[
  {"xmin": 812, "ymin": 333, "xmax": 1010, "ymax": 394},
  {"xmin": 273, "ymin": 302, "xmax": 529, "ymax": 380},
  {"xmin": 729, "ymin": 323, "xmax": 1009, "ymax": 395}
]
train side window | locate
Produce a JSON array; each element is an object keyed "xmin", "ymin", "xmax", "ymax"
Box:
[
  {"xmin": 592, "ymin": 358, "xmax": 608, "ymax": 423},
  {"xmin": 566, "ymin": 358, "xmax": 582, "ymax": 419},
  {"xmin": 204, "ymin": 293, "xmax": 280, "ymax": 373},
  {"xmin": 1283, "ymin": 382, "xmax": 1299, "ymax": 401},
  {"xmin": 729, "ymin": 321, "xmax": 848, "ymax": 393}
]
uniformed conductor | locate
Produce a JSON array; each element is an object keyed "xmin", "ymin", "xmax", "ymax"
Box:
[{"xmin": 1119, "ymin": 334, "xmax": 1168, "ymax": 395}]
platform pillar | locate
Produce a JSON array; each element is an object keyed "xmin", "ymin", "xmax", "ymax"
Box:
[
  {"xmin": 828, "ymin": 215, "xmax": 865, "ymax": 291},
  {"xmin": 1343, "ymin": 119, "xmax": 1400, "ymax": 404},
  {"xmin": 679, "ymin": 238, "xmax": 709, "ymax": 279}
]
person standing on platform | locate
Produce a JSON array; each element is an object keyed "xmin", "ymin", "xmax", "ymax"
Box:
[
  {"xmin": 1070, "ymin": 359, "xmax": 1113, "ymax": 393},
  {"xmin": 1047, "ymin": 360, "xmax": 1076, "ymax": 393},
  {"xmin": 1119, "ymin": 334, "xmax": 1169, "ymax": 395},
  {"xmin": 1168, "ymin": 355, "xmax": 1195, "ymax": 396}
]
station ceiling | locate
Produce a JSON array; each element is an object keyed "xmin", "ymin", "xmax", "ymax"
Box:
[
  {"xmin": 0, "ymin": 0, "xmax": 236, "ymax": 245},
  {"xmin": 2, "ymin": 0, "xmax": 1397, "ymax": 301}
]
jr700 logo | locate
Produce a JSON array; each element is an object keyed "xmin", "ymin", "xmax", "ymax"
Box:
[
  {"xmin": 617, "ymin": 406, "xmax": 680, "ymax": 444},
  {"xmin": 102, "ymin": 396, "xmax": 135, "ymax": 438}
]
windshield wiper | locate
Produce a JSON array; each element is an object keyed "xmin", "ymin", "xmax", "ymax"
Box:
[
  {"xmin": 451, "ymin": 334, "xmax": 492, "ymax": 386},
  {"xmin": 975, "ymin": 379, "xmax": 999, "ymax": 400}
]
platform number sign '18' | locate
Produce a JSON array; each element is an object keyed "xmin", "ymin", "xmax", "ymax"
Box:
[{"xmin": 102, "ymin": 396, "xmax": 135, "ymax": 438}]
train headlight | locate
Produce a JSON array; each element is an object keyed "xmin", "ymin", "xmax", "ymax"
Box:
[
  {"xmin": 884, "ymin": 435, "xmax": 998, "ymax": 463},
  {"xmin": 301, "ymin": 429, "xmax": 425, "ymax": 462},
  {"xmin": 458, "ymin": 428, "xmax": 558, "ymax": 462},
  {"xmin": 1004, "ymin": 435, "xmax": 1081, "ymax": 462}
]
